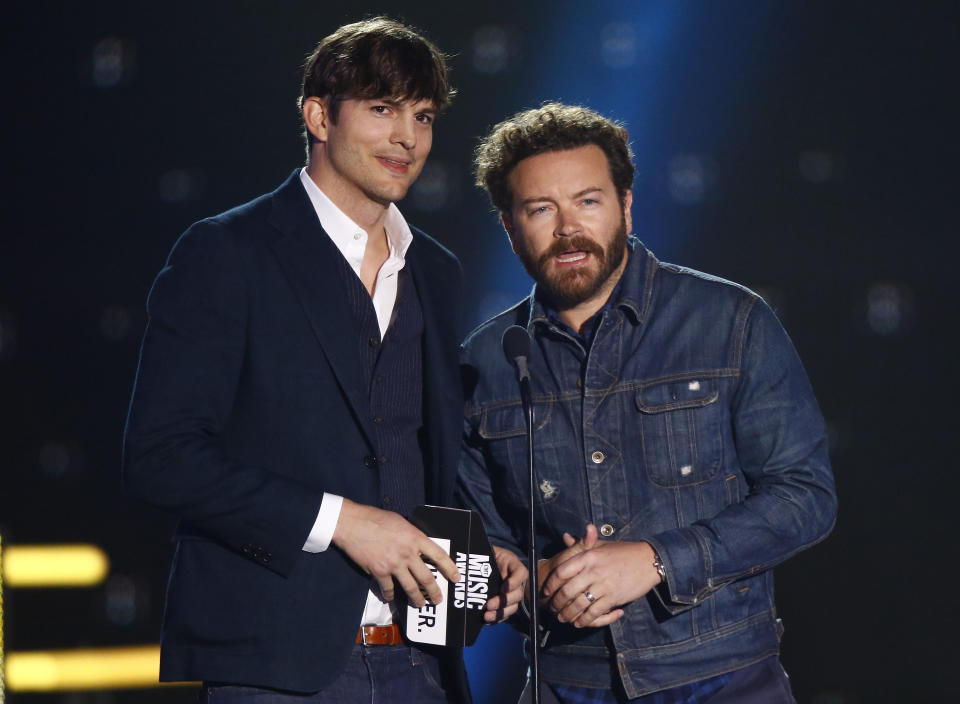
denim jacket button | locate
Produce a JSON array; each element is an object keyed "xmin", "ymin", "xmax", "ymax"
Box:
[
  {"xmin": 591, "ymin": 451, "xmax": 605, "ymax": 464},
  {"xmin": 600, "ymin": 523, "xmax": 615, "ymax": 537}
]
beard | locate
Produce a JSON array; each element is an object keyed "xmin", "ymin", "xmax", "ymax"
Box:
[{"xmin": 517, "ymin": 217, "xmax": 628, "ymax": 310}]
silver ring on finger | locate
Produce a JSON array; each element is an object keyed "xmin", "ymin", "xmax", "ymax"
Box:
[{"xmin": 584, "ymin": 590, "xmax": 597, "ymax": 604}]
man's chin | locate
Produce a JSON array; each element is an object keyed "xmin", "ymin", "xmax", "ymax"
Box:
[
  {"xmin": 365, "ymin": 182, "xmax": 412, "ymax": 207},
  {"xmin": 539, "ymin": 278, "xmax": 604, "ymax": 310}
]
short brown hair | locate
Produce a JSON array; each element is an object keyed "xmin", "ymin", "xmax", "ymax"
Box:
[
  {"xmin": 299, "ymin": 16, "xmax": 454, "ymax": 146},
  {"xmin": 474, "ymin": 102, "xmax": 635, "ymax": 213}
]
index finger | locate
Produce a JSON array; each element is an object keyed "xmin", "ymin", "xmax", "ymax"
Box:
[
  {"xmin": 406, "ymin": 560, "xmax": 444, "ymax": 606},
  {"xmin": 419, "ymin": 537, "xmax": 461, "ymax": 584},
  {"xmin": 550, "ymin": 532, "xmax": 594, "ymax": 569},
  {"xmin": 502, "ymin": 570, "xmax": 526, "ymax": 592},
  {"xmin": 542, "ymin": 552, "xmax": 588, "ymax": 598}
]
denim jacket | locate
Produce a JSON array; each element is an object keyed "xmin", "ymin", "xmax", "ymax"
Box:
[{"xmin": 457, "ymin": 238, "xmax": 836, "ymax": 697}]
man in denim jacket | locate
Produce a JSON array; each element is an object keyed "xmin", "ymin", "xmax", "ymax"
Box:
[{"xmin": 458, "ymin": 103, "xmax": 837, "ymax": 703}]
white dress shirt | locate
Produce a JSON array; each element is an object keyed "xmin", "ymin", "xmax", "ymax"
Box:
[{"xmin": 297, "ymin": 168, "xmax": 414, "ymax": 626}]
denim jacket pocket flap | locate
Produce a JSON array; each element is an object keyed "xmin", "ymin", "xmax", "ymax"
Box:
[
  {"xmin": 635, "ymin": 381, "xmax": 719, "ymax": 414},
  {"xmin": 634, "ymin": 379, "xmax": 723, "ymax": 487},
  {"xmin": 479, "ymin": 401, "xmax": 552, "ymax": 439}
]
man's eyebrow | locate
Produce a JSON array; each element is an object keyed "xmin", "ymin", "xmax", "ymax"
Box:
[
  {"xmin": 377, "ymin": 97, "xmax": 437, "ymax": 113},
  {"xmin": 518, "ymin": 187, "xmax": 604, "ymax": 207},
  {"xmin": 571, "ymin": 186, "xmax": 604, "ymax": 199},
  {"xmin": 517, "ymin": 195, "xmax": 554, "ymax": 207}
]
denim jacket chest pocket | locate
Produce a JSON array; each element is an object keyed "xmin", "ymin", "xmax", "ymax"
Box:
[
  {"xmin": 478, "ymin": 400, "xmax": 566, "ymax": 505},
  {"xmin": 635, "ymin": 377, "xmax": 723, "ymax": 487}
]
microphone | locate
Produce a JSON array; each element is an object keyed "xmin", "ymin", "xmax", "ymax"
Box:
[
  {"xmin": 500, "ymin": 324, "xmax": 541, "ymax": 704},
  {"xmin": 502, "ymin": 325, "xmax": 531, "ymax": 383}
]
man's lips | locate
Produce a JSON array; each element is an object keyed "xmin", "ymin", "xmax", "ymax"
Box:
[
  {"xmin": 555, "ymin": 250, "xmax": 588, "ymax": 264},
  {"xmin": 553, "ymin": 249, "xmax": 590, "ymax": 269},
  {"xmin": 377, "ymin": 156, "xmax": 411, "ymax": 174},
  {"xmin": 537, "ymin": 237, "xmax": 604, "ymax": 269}
]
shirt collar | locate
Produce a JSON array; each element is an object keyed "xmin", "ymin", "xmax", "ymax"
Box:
[{"xmin": 298, "ymin": 168, "xmax": 413, "ymax": 264}]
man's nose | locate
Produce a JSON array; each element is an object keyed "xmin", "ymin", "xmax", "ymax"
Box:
[
  {"xmin": 555, "ymin": 208, "xmax": 582, "ymax": 237},
  {"xmin": 391, "ymin": 116, "xmax": 417, "ymax": 150}
]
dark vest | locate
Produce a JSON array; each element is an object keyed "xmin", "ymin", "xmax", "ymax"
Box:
[{"xmin": 336, "ymin": 256, "xmax": 426, "ymax": 518}]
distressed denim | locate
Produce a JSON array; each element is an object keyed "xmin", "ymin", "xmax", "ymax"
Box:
[{"xmin": 457, "ymin": 239, "xmax": 836, "ymax": 698}]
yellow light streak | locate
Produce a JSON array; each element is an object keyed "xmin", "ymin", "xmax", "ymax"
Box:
[
  {"xmin": 2, "ymin": 535, "xmax": 6, "ymax": 703},
  {"xmin": 1, "ymin": 544, "xmax": 109, "ymax": 587},
  {"xmin": 5, "ymin": 645, "xmax": 196, "ymax": 691}
]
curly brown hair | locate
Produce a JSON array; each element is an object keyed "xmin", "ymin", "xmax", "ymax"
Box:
[
  {"xmin": 299, "ymin": 16, "xmax": 454, "ymax": 147},
  {"xmin": 474, "ymin": 102, "xmax": 634, "ymax": 213}
]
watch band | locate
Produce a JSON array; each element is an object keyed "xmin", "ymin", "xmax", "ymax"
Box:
[{"xmin": 653, "ymin": 552, "xmax": 667, "ymax": 584}]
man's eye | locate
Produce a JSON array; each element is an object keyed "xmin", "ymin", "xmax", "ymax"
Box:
[
  {"xmin": 417, "ymin": 114, "xmax": 434, "ymax": 125},
  {"xmin": 372, "ymin": 105, "xmax": 389, "ymax": 114}
]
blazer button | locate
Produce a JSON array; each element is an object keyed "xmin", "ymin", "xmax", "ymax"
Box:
[
  {"xmin": 591, "ymin": 451, "xmax": 605, "ymax": 464},
  {"xmin": 363, "ymin": 455, "xmax": 379, "ymax": 469},
  {"xmin": 261, "ymin": 552, "xmax": 272, "ymax": 563},
  {"xmin": 600, "ymin": 524, "xmax": 615, "ymax": 537},
  {"xmin": 241, "ymin": 544, "xmax": 253, "ymax": 555}
]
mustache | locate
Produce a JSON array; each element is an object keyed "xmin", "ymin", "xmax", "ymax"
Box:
[{"xmin": 537, "ymin": 236, "xmax": 605, "ymax": 268}]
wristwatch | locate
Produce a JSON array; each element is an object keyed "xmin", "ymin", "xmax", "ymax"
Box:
[{"xmin": 652, "ymin": 552, "xmax": 667, "ymax": 584}]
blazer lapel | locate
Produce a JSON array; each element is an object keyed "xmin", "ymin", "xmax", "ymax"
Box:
[{"xmin": 267, "ymin": 172, "xmax": 376, "ymax": 449}]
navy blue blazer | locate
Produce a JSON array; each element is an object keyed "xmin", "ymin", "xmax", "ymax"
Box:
[{"xmin": 122, "ymin": 170, "xmax": 464, "ymax": 692}]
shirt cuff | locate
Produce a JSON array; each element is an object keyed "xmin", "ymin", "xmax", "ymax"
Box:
[{"xmin": 302, "ymin": 493, "xmax": 343, "ymax": 553}]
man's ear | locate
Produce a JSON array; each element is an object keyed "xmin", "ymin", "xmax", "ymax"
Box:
[
  {"xmin": 500, "ymin": 212, "xmax": 519, "ymax": 254},
  {"xmin": 622, "ymin": 189, "xmax": 633, "ymax": 234},
  {"xmin": 302, "ymin": 97, "xmax": 330, "ymax": 143}
]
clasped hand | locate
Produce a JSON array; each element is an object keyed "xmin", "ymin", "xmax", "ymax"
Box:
[{"xmin": 538, "ymin": 524, "xmax": 662, "ymax": 628}]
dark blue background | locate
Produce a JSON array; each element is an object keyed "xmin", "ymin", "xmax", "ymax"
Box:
[{"xmin": 2, "ymin": 2, "xmax": 957, "ymax": 702}]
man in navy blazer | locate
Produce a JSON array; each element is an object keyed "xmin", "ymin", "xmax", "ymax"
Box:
[{"xmin": 123, "ymin": 18, "xmax": 519, "ymax": 702}]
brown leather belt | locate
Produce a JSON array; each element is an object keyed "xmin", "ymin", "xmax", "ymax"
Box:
[{"xmin": 356, "ymin": 624, "xmax": 403, "ymax": 646}]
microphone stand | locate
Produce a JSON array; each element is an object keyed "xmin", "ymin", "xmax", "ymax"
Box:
[
  {"xmin": 518, "ymin": 371, "xmax": 541, "ymax": 704},
  {"xmin": 502, "ymin": 325, "xmax": 540, "ymax": 704}
]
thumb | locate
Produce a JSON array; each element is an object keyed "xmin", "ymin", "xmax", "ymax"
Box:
[{"xmin": 583, "ymin": 523, "xmax": 600, "ymax": 549}]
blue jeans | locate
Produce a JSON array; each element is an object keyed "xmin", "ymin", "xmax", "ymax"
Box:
[{"xmin": 200, "ymin": 645, "xmax": 453, "ymax": 703}]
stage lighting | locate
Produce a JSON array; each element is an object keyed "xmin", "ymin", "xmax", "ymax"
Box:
[
  {"xmin": 1, "ymin": 536, "xmax": 6, "ymax": 702},
  {"xmin": 5, "ymin": 645, "xmax": 178, "ymax": 691},
  {"xmin": 1, "ymin": 544, "xmax": 109, "ymax": 588}
]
